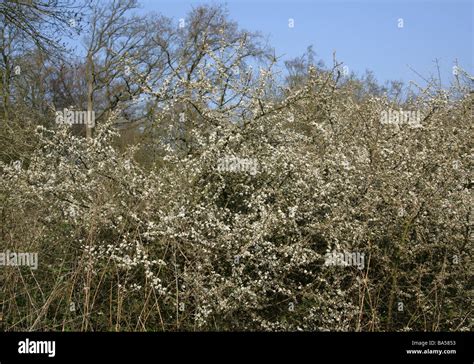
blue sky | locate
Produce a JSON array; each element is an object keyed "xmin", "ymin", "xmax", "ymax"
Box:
[{"xmin": 138, "ymin": 0, "xmax": 473, "ymax": 88}]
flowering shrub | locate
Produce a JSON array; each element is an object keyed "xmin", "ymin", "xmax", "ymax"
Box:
[
  {"xmin": 1, "ymin": 62, "xmax": 472, "ymax": 332},
  {"xmin": 0, "ymin": 2, "xmax": 472, "ymax": 332}
]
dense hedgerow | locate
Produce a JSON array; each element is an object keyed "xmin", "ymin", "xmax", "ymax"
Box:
[
  {"xmin": 1, "ymin": 63, "xmax": 472, "ymax": 331},
  {"xmin": 1, "ymin": 1, "xmax": 472, "ymax": 332}
]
